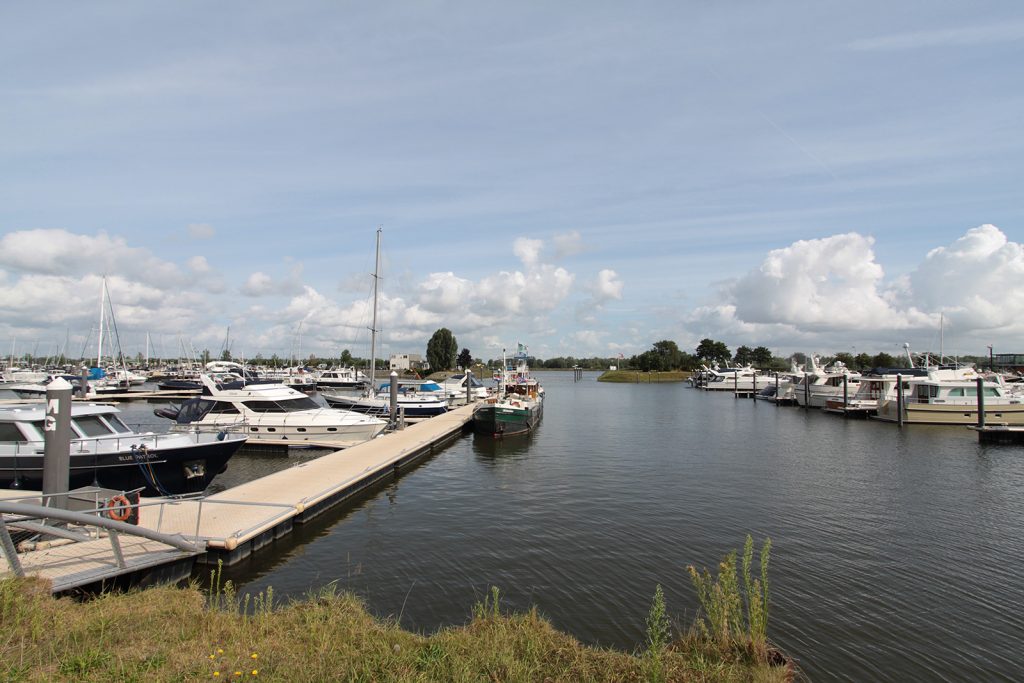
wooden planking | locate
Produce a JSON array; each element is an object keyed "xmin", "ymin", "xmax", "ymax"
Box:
[
  {"xmin": 2, "ymin": 535, "xmax": 198, "ymax": 592},
  {"xmin": 2, "ymin": 404, "xmax": 477, "ymax": 577},
  {"xmin": 138, "ymin": 403, "xmax": 476, "ymax": 553}
]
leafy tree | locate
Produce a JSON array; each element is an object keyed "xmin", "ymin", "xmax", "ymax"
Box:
[
  {"xmin": 201, "ymin": 349, "xmax": 211, "ymax": 364},
  {"xmin": 853, "ymin": 353, "xmax": 872, "ymax": 370},
  {"xmin": 751, "ymin": 346, "xmax": 773, "ymax": 368},
  {"xmin": 426, "ymin": 328, "xmax": 458, "ymax": 371},
  {"xmin": 871, "ymin": 352, "xmax": 897, "ymax": 368},
  {"xmin": 457, "ymin": 348, "xmax": 472, "ymax": 369},
  {"xmin": 695, "ymin": 338, "xmax": 731, "ymax": 366},
  {"xmin": 339, "ymin": 349, "xmax": 353, "ymax": 366},
  {"xmin": 734, "ymin": 345, "xmax": 753, "ymax": 366},
  {"xmin": 220, "ymin": 349, "xmax": 232, "ymax": 361}
]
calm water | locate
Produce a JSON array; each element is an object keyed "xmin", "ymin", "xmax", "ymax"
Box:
[{"xmin": 116, "ymin": 374, "xmax": 1024, "ymax": 680}]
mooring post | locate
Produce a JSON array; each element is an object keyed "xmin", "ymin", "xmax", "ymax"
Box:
[
  {"xmin": 803, "ymin": 373, "xmax": 810, "ymax": 410},
  {"xmin": 896, "ymin": 374, "xmax": 904, "ymax": 427},
  {"xmin": 752, "ymin": 372, "xmax": 757, "ymax": 401},
  {"xmin": 42, "ymin": 377, "xmax": 74, "ymax": 511},
  {"xmin": 775, "ymin": 373, "xmax": 779, "ymax": 405},
  {"xmin": 733, "ymin": 370, "xmax": 738, "ymax": 398},
  {"xmin": 79, "ymin": 367, "xmax": 89, "ymax": 398},
  {"xmin": 466, "ymin": 369, "xmax": 473, "ymax": 405},
  {"xmin": 842, "ymin": 374, "xmax": 849, "ymax": 417},
  {"xmin": 976, "ymin": 376, "xmax": 986, "ymax": 429},
  {"xmin": 389, "ymin": 371, "xmax": 399, "ymax": 424}
]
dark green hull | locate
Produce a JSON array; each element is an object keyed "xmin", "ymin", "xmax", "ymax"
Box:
[{"xmin": 473, "ymin": 400, "xmax": 543, "ymax": 437}]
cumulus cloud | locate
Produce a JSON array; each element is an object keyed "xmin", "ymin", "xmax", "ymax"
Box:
[
  {"xmin": 513, "ymin": 238, "xmax": 543, "ymax": 268},
  {"xmin": 593, "ymin": 269, "xmax": 623, "ymax": 302},
  {"xmin": 188, "ymin": 256, "xmax": 211, "ymax": 273},
  {"xmin": 0, "ymin": 229, "xmax": 184, "ymax": 286},
  {"xmin": 239, "ymin": 263, "xmax": 305, "ymax": 298},
  {"xmin": 685, "ymin": 225, "xmax": 1023, "ymax": 351}
]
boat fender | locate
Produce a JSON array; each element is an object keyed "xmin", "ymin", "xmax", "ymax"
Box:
[
  {"xmin": 217, "ymin": 431, "xmax": 226, "ymax": 441},
  {"xmin": 106, "ymin": 495, "xmax": 133, "ymax": 522}
]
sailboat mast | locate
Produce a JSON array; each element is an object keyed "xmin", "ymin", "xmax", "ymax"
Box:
[
  {"xmin": 939, "ymin": 313, "xmax": 944, "ymax": 364},
  {"xmin": 369, "ymin": 226, "xmax": 382, "ymax": 388},
  {"xmin": 97, "ymin": 277, "xmax": 106, "ymax": 368}
]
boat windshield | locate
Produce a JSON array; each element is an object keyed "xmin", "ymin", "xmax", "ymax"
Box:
[
  {"xmin": 239, "ymin": 397, "xmax": 320, "ymax": 413},
  {"xmin": 106, "ymin": 415, "xmax": 133, "ymax": 433},
  {"xmin": 72, "ymin": 415, "xmax": 116, "ymax": 437},
  {"xmin": 0, "ymin": 423, "xmax": 28, "ymax": 442}
]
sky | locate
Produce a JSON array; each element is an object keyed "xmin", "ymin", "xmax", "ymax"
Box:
[{"xmin": 1, "ymin": 1, "xmax": 1022, "ymax": 364}]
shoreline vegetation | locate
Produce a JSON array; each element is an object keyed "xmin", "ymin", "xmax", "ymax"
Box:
[
  {"xmin": 598, "ymin": 370, "xmax": 693, "ymax": 383},
  {"xmin": 1, "ymin": 537, "xmax": 792, "ymax": 682}
]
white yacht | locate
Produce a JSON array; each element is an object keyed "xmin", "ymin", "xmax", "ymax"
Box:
[
  {"xmin": 316, "ymin": 367, "xmax": 368, "ymax": 390},
  {"xmin": 322, "ymin": 380, "xmax": 449, "ymax": 418},
  {"xmin": 440, "ymin": 372, "xmax": 489, "ymax": 405},
  {"xmin": 793, "ymin": 357, "xmax": 861, "ymax": 409},
  {"xmin": 702, "ymin": 365, "xmax": 772, "ymax": 392},
  {"xmin": 827, "ymin": 365, "xmax": 1024, "ymax": 424},
  {"xmin": 155, "ymin": 375, "xmax": 387, "ymax": 447}
]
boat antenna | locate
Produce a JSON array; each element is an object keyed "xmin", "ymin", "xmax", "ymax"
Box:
[{"xmin": 368, "ymin": 225, "xmax": 382, "ymax": 392}]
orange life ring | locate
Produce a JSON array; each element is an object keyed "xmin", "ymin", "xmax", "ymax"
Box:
[{"xmin": 106, "ymin": 495, "xmax": 132, "ymax": 522}]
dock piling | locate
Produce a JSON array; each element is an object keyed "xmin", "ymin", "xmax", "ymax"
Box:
[
  {"xmin": 42, "ymin": 377, "xmax": 73, "ymax": 511},
  {"xmin": 896, "ymin": 374, "xmax": 904, "ymax": 427},
  {"xmin": 976, "ymin": 377, "xmax": 985, "ymax": 428}
]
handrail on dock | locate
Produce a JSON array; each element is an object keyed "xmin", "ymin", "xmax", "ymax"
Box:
[{"xmin": 0, "ymin": 500, "xmax": 203, "ymax": 579}]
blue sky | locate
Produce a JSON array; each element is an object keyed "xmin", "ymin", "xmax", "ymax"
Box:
[{"xmin": 2, "ymin": 1, "xmax": 1022, "ymax": 364}]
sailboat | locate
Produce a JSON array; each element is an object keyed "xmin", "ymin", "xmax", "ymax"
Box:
[{"xmin": 322, "ymin": 228, "xmax": 448, "ymax": 419}]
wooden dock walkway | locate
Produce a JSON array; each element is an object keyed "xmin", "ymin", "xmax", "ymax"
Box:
[{"xmin": 1, "ymin": 403, "xmax": 477, "ymax": 587}]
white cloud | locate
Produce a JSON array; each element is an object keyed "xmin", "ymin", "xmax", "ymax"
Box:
[
  {"xmin": 683, "ymin": 225, "xmax": 1024, "ymax": 351},
  {"xmin": 417, "ymin": 272, "xmax": 475, "ymax": 313},
  {"xmin": 187, "ymin": 223, "xmax": 216, "ymax": 240},
  {"xmin": 241, "ymin": 272, "xmax": 275, "ymax": 297},
  {"xmin": 513, "ymin": 238, "xmax": 543, "ymax": 268},
  {"xmin": 188, "ymin": 256, "xmax": 211, "ymax": 273},
  {"xmin": 594, "ymin": 269, "xmax": 623, "ymax": 302},
  {"xmin": 239, "ymin": 263, "xmax": 305, "ymax": 298},
  {"xmin": 0, "ymin": 229, "xmax": 184, "ymax": 286}
]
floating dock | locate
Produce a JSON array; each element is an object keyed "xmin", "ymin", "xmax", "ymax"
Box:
[
  {"xmin": 973, "ymin": 424, "xmax": 1024, "ymax": 445},
  {"xmin": 2, "ymin": 403, "xmax": 478, "ymax": 589}
]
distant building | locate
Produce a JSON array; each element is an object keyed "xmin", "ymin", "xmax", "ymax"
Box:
[{"xmin": 389, "ymin": 353, "xmax": 426, "ymax": 371}]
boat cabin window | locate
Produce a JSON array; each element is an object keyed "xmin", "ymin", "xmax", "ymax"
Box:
[
  {"xmin": 72, "ymin": 415, "xmax": 115, "ymax": 437},
  {"xmin": 106, "ymin": 415, "xmax": 133, "ymax": 433},
  {"xmin": 0, "ymin": 423, "xmax": 28, "ymax": 442},
  {"xmin": 240, "ymin": 397, "xmax": 319, "ymax": 413},
  {"xmin": 209, "ymin": 403, "xmax": 241, "ymax": 415}
]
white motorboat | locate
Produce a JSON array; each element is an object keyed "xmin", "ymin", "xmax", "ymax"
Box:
[
  {"xmin": 322, "ymin": 381, "xmax": 449, "ymax": 418},
  {"xmin": 826, "ymin": 365, "xmax": 1024, "ymax": 424},
  {"xmin": 316, "ymin": 367, "xmax": 368, "ymax": 390},
  {"xmin": 155, "ymin": 375, "xmax": 387, "ymax": 447},
  {"xmin": 702, "ymin": 365, "xmax": 772, "ymax": 392},
  {"xmin": 440, "ymin": 372, "xmax": 489, "ymax": 405},
  {"xmin": 793, "ymin": 357, "xmax": 862, "ymax": 409},
  {"xmin": 0, "ymin": 402, "xmax": 247, "ymax": 495}
]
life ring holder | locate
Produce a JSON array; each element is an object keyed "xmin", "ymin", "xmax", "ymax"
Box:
[{"xmin": 106, "ymin": 494, "xmax": 133, "ymax": 522}]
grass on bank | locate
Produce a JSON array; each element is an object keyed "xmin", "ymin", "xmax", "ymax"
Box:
[
  {"xmin": 0, "ymin": 537, "xmax": 789, "ymax": 682},
  {"xmin": 598, "ymin": 370, "xmax": 692, "ymax": 383}
]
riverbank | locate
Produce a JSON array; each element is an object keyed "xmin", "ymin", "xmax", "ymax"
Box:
[
  {"xmin": 598, "ymin": 370, "xmax": 692, "ymax": 383},
  {"xmin": 1, "ymin": 577, "xmax": 789, "ymax": 682}
]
